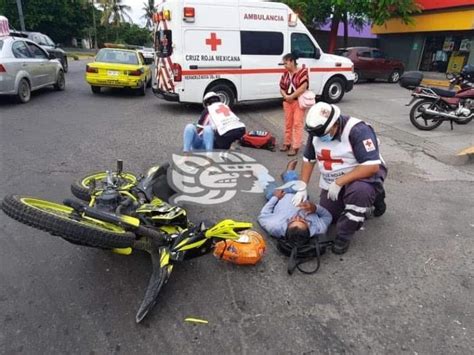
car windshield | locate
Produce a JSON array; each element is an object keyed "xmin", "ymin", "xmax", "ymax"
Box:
[
  {"xmin": 96, "ymin": 49, "xmax": 138, "ymax": 65},
  {"xmin": 334, "ymin": 49, "xmax": 349, "ymax": 57},
  {"xmin": 43, "ymin": 35, "xmax": 55, "ymax": 47}
]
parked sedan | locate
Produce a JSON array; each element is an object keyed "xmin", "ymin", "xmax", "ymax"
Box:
[
  {"xmin": 0, "ymin": 36, "xmax": 65, "ymax": 103},
  {"xmin": 335, "ymin": 47, "xmax": 404, "ymax": 84},
  {"xmin": 10, "ymin": 31, "xmax": 68, "ymax": 72},
  {"xmin": 85, "ymin": 48, "xmax": 151, "ymax": 95}
]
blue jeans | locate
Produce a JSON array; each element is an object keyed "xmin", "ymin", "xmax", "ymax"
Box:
[
  {"xmin": 183, "ymin": 124, "xmax": 214, "ymax": 152},
  {"xmin": 264, "ymin": 170, "xmax": 298, "ymax": 200}
]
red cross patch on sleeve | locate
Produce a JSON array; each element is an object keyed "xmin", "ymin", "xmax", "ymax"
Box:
[{"xmin": 363, "ymin": 139, "xmax": 375, "ymax": 152}]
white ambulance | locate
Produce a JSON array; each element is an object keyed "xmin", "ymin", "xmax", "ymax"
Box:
[{"xmin": 152, "ymin": 0, "xmax": 354, "ymax": 107}]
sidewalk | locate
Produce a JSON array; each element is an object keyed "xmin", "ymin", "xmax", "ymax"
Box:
[{"xmin": 420, "ymin": 71, "xmax": 452, "ymax": 88}]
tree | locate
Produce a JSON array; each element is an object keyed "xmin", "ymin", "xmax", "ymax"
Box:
[
  {"xmin": 142, "ymin": 0, "xmax": 155, "ymax": 29},
  {"xmin": 97, "ymin": 0, "xmax": 132, "ymax": 27},
  {"xmin": 278, "ymin": 0, "xmax": 420, "ymax": 53},
  {"xmin": 0, "ymin": 0, "xmax": 95, "ymax": 45}
]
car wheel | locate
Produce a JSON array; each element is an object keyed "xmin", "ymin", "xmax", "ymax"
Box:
[
  {"xmin": 207, "ymin": 83, "xmax": 235, "ymax": 107},
  {"xmin": 62, "ymin": 57, "xmax": 68, "ymax": 73},
  {"xmin": 388, "ymin": 70, "xmax": 401, "ymax": 83},
  {"xmin": 146, "ymin": 76, "xmax": 152, "ymax": 88},
  {"xmin": 91, "ymin": 86, "xmax": 101, "ymax": 94},
  {"xmin": 322, "ymin": 77, "xmax": 345, "ymax": 104},
  {"xmin": 54, "ymin": 70, "xmax": 66, "ymax": 91},
  {"xmin": 354, "ymin": 70, "xmax": 360, "ymax": 84},
  {"xmin": 16, "ymin": 78, "xmax": 31, "ymax": 104}
]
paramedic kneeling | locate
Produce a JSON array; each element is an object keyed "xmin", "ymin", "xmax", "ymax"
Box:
[
  {"xmin": 183, "ymin": 92, "xmax": 246, "ymax": 152},
  {"xmin": 258, "ymin": 160, "xmax": 332, "ymax": 240},
  {"xmin": 300, "ymin": 102, "xmax": 387, "ymax": 255}
]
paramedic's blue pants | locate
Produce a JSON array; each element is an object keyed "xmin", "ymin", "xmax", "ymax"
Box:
[{"xmin": 183, "ymin": 124, "xmax": 214, "ymax": 152}]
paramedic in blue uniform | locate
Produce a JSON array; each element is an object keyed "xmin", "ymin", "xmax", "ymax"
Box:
[{"xmin": 299, "ymin": 102, "xmax": 387, "ymax": 254}]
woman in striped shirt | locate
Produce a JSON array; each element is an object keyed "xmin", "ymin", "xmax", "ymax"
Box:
[{"xmin": 279, "ymin": 53, "xmax": 309, "ymax": 156}]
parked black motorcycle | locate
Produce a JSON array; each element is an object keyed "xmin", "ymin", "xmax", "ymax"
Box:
[{"xmin": 400, "ymin": 64, "xmax": 474, "ymax": 130}]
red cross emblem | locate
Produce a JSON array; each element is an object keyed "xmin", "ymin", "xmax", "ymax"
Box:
[
  {"xmin": 317, "ymin": 149, "xmax": 343, "ymax": 171},
  {"xmin": 205, "ymin": 33, "xmax": 222, "ymax": 51},
  {"xmin": 365, "ymin": 140, "xmax": 372, "ymax": 148},
  {"xmin": 216, "ymin": 104, "xmax": 231, "ymax": 116}
]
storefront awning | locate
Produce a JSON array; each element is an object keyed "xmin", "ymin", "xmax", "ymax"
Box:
[{"xmin": 372, "ymin": 8, "xmax": 474, "ymax": 34}]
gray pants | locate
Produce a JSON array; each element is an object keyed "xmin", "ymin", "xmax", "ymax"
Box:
[{"xmin": 319, "ymin": 172, "xmax": 386, "ymax": 241}]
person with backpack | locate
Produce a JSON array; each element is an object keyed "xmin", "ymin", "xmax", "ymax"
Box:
[
  {"xmin": 183, "ymin": 92, "xmax": 246, "ymax": 152},
  {"xmin": 257, "ymin": 159, "xmax": 332, "ymax": 239},
  {"xmin": 279, "ymin": 52, "xmax": 309, "ymax": 156},
  {"xmin": 297, "ymin": 102, "xmax": 388, "ymax": 255}
]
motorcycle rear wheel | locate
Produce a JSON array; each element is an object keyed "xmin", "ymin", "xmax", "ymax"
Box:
[
  {"xmin": 409, "ymin": 99, "xmax": 443, "ymax": 131},
  {"xmin": 1, "ymin": 195, "xmax": 136, "ymax": 249},
  {"xmin": 71, "ymin": 171, "xmax": 138, "ymax": 201}
]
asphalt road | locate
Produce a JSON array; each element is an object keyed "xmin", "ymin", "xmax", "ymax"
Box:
[{"xmin": 1, "ymin": 60, "xmax": 473, "ymax": 354}]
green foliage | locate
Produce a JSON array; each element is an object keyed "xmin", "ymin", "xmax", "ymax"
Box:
[
  {"xmin": 0, "ymin": 0, "xmax": 94, "ymax": 44},
  {"xmin": 278, "ymin": 0, "xmax": 420, "ymax": 28}
]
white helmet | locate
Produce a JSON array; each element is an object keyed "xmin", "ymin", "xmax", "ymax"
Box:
[
  {"xmin": 304, "ymin": 102, "xmax": 341, "ymax": 136},
  {"xmin": 203, "ymin": 91, "xmax": 221, "ymax": 106}
]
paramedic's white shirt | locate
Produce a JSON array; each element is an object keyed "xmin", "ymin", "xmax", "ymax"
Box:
[{"xmin": 207, "ymin": 103, "xmax": 245, "ymax": 136}]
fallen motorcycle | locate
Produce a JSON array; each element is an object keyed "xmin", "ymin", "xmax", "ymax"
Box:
[
  {"xmin": 1, "ymin": 160, "xmax": 253, "ymax": 323},
  {"xmin": 400, "ymin": 64, "xmax": 474, "ymax": 131}
]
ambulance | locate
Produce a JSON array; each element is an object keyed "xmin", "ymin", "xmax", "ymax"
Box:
[{"xmin": 152, "ymin": 0, "xmax": 355, "ymax": 107}]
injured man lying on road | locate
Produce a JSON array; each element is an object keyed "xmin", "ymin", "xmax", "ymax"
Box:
[{"xmin": 257, "ymin": 159, "xmax": 332, "ymax": 239}]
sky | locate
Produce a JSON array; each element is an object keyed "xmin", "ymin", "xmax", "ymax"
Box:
[{"xmin": 123, "ymin": 0, "xmax": 157, "ymax": 27}]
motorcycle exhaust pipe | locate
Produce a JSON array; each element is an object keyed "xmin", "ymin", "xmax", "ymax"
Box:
[{"xmin": 420, "ymin": 107, "xmax": 474, "ymax": 120}]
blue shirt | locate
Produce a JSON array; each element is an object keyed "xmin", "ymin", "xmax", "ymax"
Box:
[{"xmin": 257, "ymin": 195, "xmax": 332, "ymax": 238}]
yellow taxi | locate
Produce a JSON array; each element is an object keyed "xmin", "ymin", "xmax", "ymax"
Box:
[{"xmin": 85, "ymin": 47, "xmax": 152, "ymax": 95}]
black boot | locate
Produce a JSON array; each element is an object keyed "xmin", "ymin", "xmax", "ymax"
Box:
[
  {"xmin": 373, "ymin": 190, "xmax": 386, "ymax": 217},
  {"xmin": 332, "ymin": 237, "xmax": 351, "ymax": 255}
]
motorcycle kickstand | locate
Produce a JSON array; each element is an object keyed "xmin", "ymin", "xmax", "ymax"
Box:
[
  {"xmin": 135, "ymin": 247, "xmax": 170, "ymax": 323},
  {"xmin": 450, "ymin": 120, "xmax": 454, "ymax": 130}
]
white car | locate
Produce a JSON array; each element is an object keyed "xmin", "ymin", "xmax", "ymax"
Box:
[{"xmin": 0, "ymin": 36, "xmax": 65, "ymax": 103}]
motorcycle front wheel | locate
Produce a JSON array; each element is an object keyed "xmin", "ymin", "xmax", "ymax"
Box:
[
  {"xmin": 71, "ymin": 171, "xmax": 138, "ymax": 201},
  {"xmin": 453, "ymin": 115, "xmax": 473, "ymax": 125},
  {"xmin": 1, "ymin": 195, "xmax": 136, "ymax": 249},
  {"xmin": 409, "ymin": 99, "xmax": 443, "ymax": 130}
]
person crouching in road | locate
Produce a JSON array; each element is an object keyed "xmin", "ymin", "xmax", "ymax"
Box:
[
  {"xmin": 298, "ymin": 102, "xmax": 387, "ymax": 255},
  {"xmin": 183, "ymin": 92, "xmax": 246, "ymax": 152},
  {"xmin": 258, "ymin": 159, "xmax": 332, "ymax": 239}
]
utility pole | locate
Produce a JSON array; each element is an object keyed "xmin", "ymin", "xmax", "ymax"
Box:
[
  {"xmin": 15, "ymin": 0, "xmax": 26, "ymax": 31},
  {"xmin": 92, "ymin": 0, "xmax": 98, "ymax": 49}
]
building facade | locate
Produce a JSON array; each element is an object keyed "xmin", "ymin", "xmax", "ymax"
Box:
[{"xmin": 372, "ymin": 0, "xmax": 474, "ymax": 73}]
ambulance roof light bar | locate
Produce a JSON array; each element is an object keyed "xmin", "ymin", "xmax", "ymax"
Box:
[
  {"xmin": 152, "ymin": 10, "xmax": 171, "ymax": 23},
  {"xmin": 183, "ymin": 7, "xmax": 195, "ymax": 23},
  {"xmin": 288, "ymin": 13, "xmax": 298, "ymax": 27}
]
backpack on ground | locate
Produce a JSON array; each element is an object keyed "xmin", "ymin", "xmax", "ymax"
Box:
[
  {"xmin": 277, "ymin": 233, "xmax": 334, "ymax": 275},
  {"xmin": 240, "ymin": 130, "xmax": 276, "ymax": 151}
]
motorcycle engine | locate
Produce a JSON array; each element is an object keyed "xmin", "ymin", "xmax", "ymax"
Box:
[
  {"xmin": 457, "ymin": 99, "xmax": 473, "ymax": 117},
  {"xmin": 95, "ymin": 189, "xmax": 121, "ymax": 212}
]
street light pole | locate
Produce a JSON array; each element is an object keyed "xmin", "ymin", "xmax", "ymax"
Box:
[{"xmin": 15, "ymin": 0, "xmax": 26, "ymax": 31}]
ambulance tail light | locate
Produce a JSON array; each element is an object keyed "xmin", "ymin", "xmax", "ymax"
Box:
[
  {"xmin": 173, "ymin": 63, "xmax": 182, "ymax": 82},
  {"xmin": 183, "ymin": 7, "xmax": 195, "ymax": 23},
  {"xmin": 288, "ymin": 13, "xmax": 298, "ymax": 27}
]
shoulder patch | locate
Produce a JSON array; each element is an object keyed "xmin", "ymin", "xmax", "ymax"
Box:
[{"xmin": 363, "ymin": 138, "xmax": 375, "ymax": 152}]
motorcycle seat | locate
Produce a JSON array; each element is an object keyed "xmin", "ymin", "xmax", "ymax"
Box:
[{"xmin": 431, "ymin": 87, "xmax": 456, "ymax": 97}]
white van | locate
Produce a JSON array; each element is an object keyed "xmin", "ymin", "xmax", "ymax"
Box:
[{"xmin": 152, "ymin": 0, "xmax": 354, "ymax": 107}]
